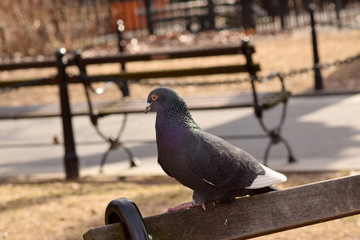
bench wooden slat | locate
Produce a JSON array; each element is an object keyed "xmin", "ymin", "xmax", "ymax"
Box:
[
  {"xmin": 71, "ymin": 64, "xmax": 260, "ymax": 82},
  {"xmin": 261, "ymin": 91, "xmax": 291, "ymax": 109},
  {"xmin": 97, "ymin": 91, "xmax": 288, "ymax": 116},
  {"xmin": 0, "ymin": 104, "xmax": 61, "ymax": 119},
  {"xmin": 0, "ymin": 91, "xmax": 288, "ymax": 119},
  {"xmin": 0, "ymin": 102, "xmax": 89, "ymax": 119},
  {"xmin": 0, "ymin": 45, "xmax": 256, "ymax": 89},
  {"xmin": 0, "ymin": 60, "xmax": 57, "ymax": 71},
  {"xmin": 83, "ymin": 174, "xmax": 360, "ymax": 240},
  {"xmin": 0, "ymin": 77, "xmax": 58, "ymax": 88},
  {"xmin": 95, "ymin": 93, "xmax": 254, "ymax": 116},
  {"xmin": 0, "ymin": 58, "xmax": 259, "ymax": 90},
  {"xmin": 0, "ymin": 46, "xmax": 253, "ymax": 71},
  {"xmin": 77, "ymin": 45, "xmax": 255, "ymax": 65},
  {"xmin": 0, "ymin": 64, "xmax": 260, "ymax": 90}
]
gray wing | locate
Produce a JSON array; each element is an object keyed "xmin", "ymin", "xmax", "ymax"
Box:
[{"xmin": 184, "ymin": 130, "xmax": 265, "ymax": 191}]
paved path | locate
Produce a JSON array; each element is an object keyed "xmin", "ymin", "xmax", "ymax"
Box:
[{"xmin": 1, "ymin": 93, "xmax": 360, "ymax": 179}]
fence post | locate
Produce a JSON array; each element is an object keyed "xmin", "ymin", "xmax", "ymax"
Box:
[
  {"xmin": 207, "ymin": 0, "xmax": 216, "ymax": 30},
  {"xmin": 116, "ymin": 19, "xmax": 126, "ymax": 71},
  {"xmin": 335, "ymin": 0, "xmax": 342, "ymax": 29},
  {"xmin": 292, "ymin": 0, "xmax": 299, "ymax": 27},
  {"xmin": 308, "ymin": 4, "xmax": 324, "ymax": 90},
  {"xmin": 241, "ymin": 0, "xmax": 255, "ymax": 30},
  {"xmin": 56, "ymin": 48, "xmax": 79, "ymax": 180},
  {"xmin": 278, "ymin": 0, "xmax": 288, "ymax": 30},
  {"xmin": 144, "ymin": 0, "xmax": 154, "ymax": 34}
]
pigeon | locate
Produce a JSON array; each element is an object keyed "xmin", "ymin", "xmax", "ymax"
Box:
[{"xmin": 145, "ymin": 87, "xmax": 287, "ymax": 211}]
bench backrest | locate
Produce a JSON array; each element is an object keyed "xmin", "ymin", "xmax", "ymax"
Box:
[
  {"xmin": 72, "ymin": 42, "xmax": 260, "ymax": 83},
  {"xmin": 0, "ymin": 42, "xmax": 260, "ymax": 89}
]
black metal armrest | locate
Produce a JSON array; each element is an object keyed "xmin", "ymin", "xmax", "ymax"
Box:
[
  {"xmin": 258, "ymin": 71, "xmax": 286, "ymax": 90},
  {"xmin": 81, "ymin": 75, "xmax": 130, "ymax": 98},
  {"xmin": 256, "ymin": 71, "xmax": 290, "ymax": 111}
]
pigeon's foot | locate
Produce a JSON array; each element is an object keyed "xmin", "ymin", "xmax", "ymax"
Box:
[
  {"xmin": 167, "ymin": 202, "xmax": 215, "ymax": 213},
  {"xmin": 200, "ymin": 202, "xmax": 216, "ymax": 211},
  {"xmin": 167, "ymin": 202, "xmax": 193, "ymax": 213}
]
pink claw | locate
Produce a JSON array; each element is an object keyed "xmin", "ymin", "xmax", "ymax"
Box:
[
  {"xmin": 167, "ymin": 202, "xmax": 193, "ymax": 213},
  {"xmin": 166, "ymin": 202, "xmax": 211, "ymax": 213}
]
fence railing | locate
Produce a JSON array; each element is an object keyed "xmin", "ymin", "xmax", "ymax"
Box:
[{"xmin": 110, "ymin": 0, "xmax": 360, "ymax": 34}]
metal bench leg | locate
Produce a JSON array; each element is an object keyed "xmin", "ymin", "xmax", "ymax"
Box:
[
  {"xmin": 277, "ymin": 134, "xmax": 297, "ymax": 164},
  {"xmin": 263, "ymin": 139, "xmax": 273, "ymax": 166},
  {"xmin": 99, "ymin": 146, "xmax": 112, "ymax": 173},
  {"xmin": 96, "ymin": 113, "xmax": 140, "ymax": 173},
  {"xmin": 262, "ymin": 129, "xmax": 297, "ymax": 166},
  {"xmin": 99, "ymin": 139, "xmax": 140, "ymax": 173},
  {"xmin": 75, "ymin": 51, "xmax": 140, "ymax": 172},
  {"xmin": 115, "ymin": 113, "xmax": 140, "ymax": 168},
  {"xmin": 257, "ymin": 101, "xmax": 297, "ymax": 165},
  {"xmin": 121, "ymin": 145, "xmax": 141, "ymax": 168},
  {"xmin": 276, "ymin": 102, "xmax": 297, "ymax": 164}
]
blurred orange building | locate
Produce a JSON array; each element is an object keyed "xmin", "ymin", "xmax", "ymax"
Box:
[{"xmin": 109, "ymin": 0, "xmax": 169, "ymax": 31}]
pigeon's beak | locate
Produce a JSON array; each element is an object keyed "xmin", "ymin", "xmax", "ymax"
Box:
[{"xmin": 145, "ymin": 102, "xmax": 151, "ymax": 114}]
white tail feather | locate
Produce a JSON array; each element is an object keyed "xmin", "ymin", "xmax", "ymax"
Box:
[{"xmin": 246, "ymin": 164, "xmax": 287, "ymax": 189}]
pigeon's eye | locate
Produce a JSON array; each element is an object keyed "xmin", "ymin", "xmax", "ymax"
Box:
[{"xmin": 151, "ymin": 94, "xmax": 158, "ymax": 101}]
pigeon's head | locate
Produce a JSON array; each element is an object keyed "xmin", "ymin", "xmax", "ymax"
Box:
[{"xmin": 144, "ymin": 87, "xmax": 185, "ymax": 114}]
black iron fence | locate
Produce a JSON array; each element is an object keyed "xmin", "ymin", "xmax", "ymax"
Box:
[
  {"xmin": 109, "ymin": 0, "xmax": 360, "ymax": 34},
  {"xmin": 1, "ymin": 0, "xmax": 359, "ymax": 58}
]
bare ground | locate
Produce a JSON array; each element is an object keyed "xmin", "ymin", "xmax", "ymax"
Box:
[{"xmin": 1, "ymin": 172, "xmax": 360, "ymax": 240}]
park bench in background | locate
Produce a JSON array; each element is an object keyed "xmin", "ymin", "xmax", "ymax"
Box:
[
  {"xmin": 0, "ymin": 50, "xmax": 85, "ymax": 179},
  {"xmin": 0, "ymin": 32, "xmax": 296, "ymax": 179},
  {"xmin": 83, "ymin": 174, "xmax": 360, "ymax": 240},
  {"xmin": 71, "ymin": 37, "xmax": 295, "ymax": 172}
]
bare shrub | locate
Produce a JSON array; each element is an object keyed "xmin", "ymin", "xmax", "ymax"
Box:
[{"xmin": 0, "ymin": 0, "xmax": 110, "ymax": 58}]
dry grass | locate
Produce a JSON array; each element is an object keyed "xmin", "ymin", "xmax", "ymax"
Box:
[
  {"xmin": 1, "ymin": 172, "xmax": 360, "ymax": 240},
  {"xmin": 0, "ymin": 0, "xmax": 110, "ymax": 57}
]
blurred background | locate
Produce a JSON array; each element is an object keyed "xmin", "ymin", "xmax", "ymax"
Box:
[
  {"xmin": 0, "ymin": 0, "xmax": 359, "ymax": 57},
  {"xmin": 0, "ymin": 0, "xmax": 360, "ymax": 106},
  {"xmin": 1, "ymin": 1, "xmax": 360, "ymax": 239}
]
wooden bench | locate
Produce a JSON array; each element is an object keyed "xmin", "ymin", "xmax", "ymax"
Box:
[{"xmin": 83, "ymin": 174, "xmax": 360, "ymax": 240}]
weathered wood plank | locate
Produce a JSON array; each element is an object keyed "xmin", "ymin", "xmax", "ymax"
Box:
[
  {"xmin": 83, "ymin": 174, "xmax": 360, "ymax": 240},
  {"xmin": 83, "ymin": 223, "xmax": 128, "ymax": 240},
  {"xmin": 0, "ymin": 45, "xmax": 253, "ymax": 71},
  {"xmin": 0, "ymin": 92, "xmax": 280, "ymax": 119},
  {"xmin": 77, "ymin": 45, "xmax": 255, "ymax": 65},
  {"xmin": 68, "ymin": 64, "xmax": 260, "ymax": 81}
]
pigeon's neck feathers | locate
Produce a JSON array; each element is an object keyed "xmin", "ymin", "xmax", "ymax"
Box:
[{"xmin": 156, "ymin": 97, "xmax": 200, "ymax": 132}]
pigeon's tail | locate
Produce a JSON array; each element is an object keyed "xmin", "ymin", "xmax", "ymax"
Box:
[
  {"xmin": 244, "ymin": 185, "xmax": 279, "ymax": 196},
  {"xmin": 246, "ymin": 164, "xmax": 287, "ymax": 189},
  {"xmin": 219, "ymin": 186, "xmax": 280, "ymax": 203}
]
